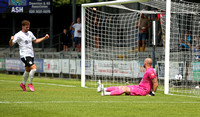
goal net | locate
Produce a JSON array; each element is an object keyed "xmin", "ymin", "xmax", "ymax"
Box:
[{"xmin": 81, "ymin": 0, "xmax": 200, "ymax": 96}]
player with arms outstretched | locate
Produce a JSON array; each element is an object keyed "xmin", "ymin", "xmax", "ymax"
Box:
[
  {"xmin": 100, "ymin": 58, "xmax": 158, "ymax": 96},
  {"xmin": 9, "ymin": 20, "xmax": 49, "ymax": 92}
]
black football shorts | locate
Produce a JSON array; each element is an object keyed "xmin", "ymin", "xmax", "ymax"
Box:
[{"xmin": 21, "ymin": 57, "xmax": 34, "ymax": 67}]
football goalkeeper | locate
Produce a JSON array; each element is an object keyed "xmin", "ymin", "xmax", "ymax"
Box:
[{"xmin": 100, "ymin": 58, "xmax": 158, "ymax": 96}]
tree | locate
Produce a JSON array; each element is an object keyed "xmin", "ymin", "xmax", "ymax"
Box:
[{"xmin": 53, "ymin": 0, "xmax": 108, "ymax": 7}]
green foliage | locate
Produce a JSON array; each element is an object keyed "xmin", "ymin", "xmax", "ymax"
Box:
[
  {"xmin": 53, "ymin": 0, "xmax": 95, "ymax": 7},
  {"xmin": 53, "ymin": 0, "xmax": 109, "ymax": 7}
]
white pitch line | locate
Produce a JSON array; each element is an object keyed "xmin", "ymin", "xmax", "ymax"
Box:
[
  {"xmin": 35, "ymin": 82, "xmax": 76, "ymax": 87},
  {"xmin": 1, "ymin": 100, "xmax": 200, "ymax": 104},
  {"xmin": 167, "ymin": 93, "xmax": 200, "ymax": 98},
  {"xmin": 0, "ymin": 80, "xmax": 76, "ymax": 88},
  {"xmin": 1, "ymin": 80, "xmax": 200, "ymax": 98}
]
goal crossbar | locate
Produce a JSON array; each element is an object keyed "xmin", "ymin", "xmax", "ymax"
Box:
[
  {"xmin": 81, "ymin": 0, "xmax": 200, "ymax": 97},
  {"xmin": 82, "ymin": 0, "xmax": 149, "ymax": 8},
  {"xmin": 81, "ymin": 0, "xmax": 149, "ymax": 88},
  {"xmin": 106, "ymin": 5, "xmax": 164, "ymax": 14}
]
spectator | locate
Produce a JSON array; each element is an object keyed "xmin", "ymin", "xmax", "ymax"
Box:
[
  {"xmin": 70, "ymin": 18, "xmax": 81, "ymax": 52},
  {"xmin": 157, "ymin": 10, "xmax": 165, "ymax": 48},
  {"xmin": 180, "ymin": 34, "xmax": 200, "ymax": 89},
  {"xmin": 162, "ymin": 34, "xmax": 165, "ymax": 49},
  {"xmin": 179, "ymin": 30, "xmax": 192, "ymax": 51},
  {"xmin": 186, "ymin": 35, "xmax": 200, "ymax": 61},
  {"xmin": 94, "ymin": 15, "xmax": 100, "ymax": 51},
  {"xmin": 136, "ymin": 14, "xmax": 151, "ymax": 52},
  {"xmin": 194, "ymin": 45, "xmax": 200, "ymax": 61},
  {"xmin": 71, "ymin": 29, "xmax": 76, "ymax": 51},
  {"xmin": 61, "ymin": 28, "xmax": 71, "ymax": 52},
  {"xmin": 156, "ymin": 12, "xmax": 163, "ymax": 46}
]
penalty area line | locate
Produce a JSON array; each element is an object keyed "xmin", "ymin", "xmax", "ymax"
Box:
[
  {"xmin": 1, "ymin": 100, "xmax": 200, "ymax": 104},
  {"xmin": 167, "ymin": 93, "xmax": 200, "ymax": 98}
]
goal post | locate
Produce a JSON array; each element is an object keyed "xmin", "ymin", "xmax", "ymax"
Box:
[
  {"xmin": 81, "ymin": 0, "xmax": 200, "ymax": 97},
  {"xmin": 81, "ymin": 0, "xmax": 149, "ymax": 88},
  {"xmin": 164, "ymin": 0, "xmax": 171, "ymax": 94},
  {"xmin": 81, "ymin": 6, "xmax": 86, "ymax": 87}
]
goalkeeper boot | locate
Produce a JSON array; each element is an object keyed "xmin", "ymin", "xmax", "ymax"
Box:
[
  {"xmin": 195, "ymin": 85, "xmax": 200, "ymax": 89},
  {"xmin": 97, "ymin": 80, "xmax": 101, "ymax": 92},
  {"xmin": 28, "ymin": 84, "xmax": 35, "ymax": 92},
  {"xmin": 101, "ymin": 84, "xmax": 105, "ymax": 96},
  {"xmin": 20, "ymin": 83, "xmax": 27, "ymax": 91}
]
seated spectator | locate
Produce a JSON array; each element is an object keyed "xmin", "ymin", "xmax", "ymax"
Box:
[
  {"xmin": 179, "ymin": 30, "xmax": 192, "ymax": 51},
  {"xmin": 194, "ymin": 45, "xmax": 200, "ymax": 61},
  {"xmin": 182, "ymin": 35, "xmax": 200, "ymax": 89},
  {"xmin": 182, "ymin": 35, "xmax": 199, "ymax": 59}
]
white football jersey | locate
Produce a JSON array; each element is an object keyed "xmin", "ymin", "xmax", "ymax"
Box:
[
  {"xmin": 72, "ymin": 23, "xmax": 81, "ymax": 38},
  {"xmin": 13, "ymin": 31, "xmax": 36, "ymax": 58}
]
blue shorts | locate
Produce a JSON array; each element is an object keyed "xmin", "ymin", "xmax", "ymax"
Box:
[
  {"xmin": 138, "ymin": 33, "xmax": 147, "ymax": 41},
  {"xmin": 75, "ymin": 37, "xmax": 81, "ymax": 45}
]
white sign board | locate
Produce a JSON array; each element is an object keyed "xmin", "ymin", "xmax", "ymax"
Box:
[
  {"xmin": 94, "ymin": 60, "xmax": 112, "ymax": 76},
  {"xmin": 132, "ymin": 60, "xmax": 142, "ymax": 78},
  {"xmin": 76, "ymin": 59, "xmax": 81, "ymax": 75},
  {"xmin": 77, "ymin": 59, "xmax": 94, "ymax": 75},
  {"xmin": 85, "ymin": 60, "xmax": 93, "ymax": 75},
  {"xmin": 61, "ymin": 59, "xmax": 70, "ymax": 74},
  {"xmin": 43, "ymin": 59, "xmax": 61, "ymax": 73},
  {"xmin": 157, "ymin": 61, "xmax": 185, "ymax": 79},
  {"xmin": 113, "ymin": 61, "xmax": 133, "ymax": 77},
  {"xmin": 69, "ymin": 59, "xmax": 76, "ymax": 74}
]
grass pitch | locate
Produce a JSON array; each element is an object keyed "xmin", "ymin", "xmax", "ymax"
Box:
[{"xmin": 0, "ymin": 73, "xmax": 200, "ymax": 117}]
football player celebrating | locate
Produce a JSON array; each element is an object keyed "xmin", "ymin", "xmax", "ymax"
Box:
[
  {"xmin": 9, "ymin": 20, "xmax": 49, "ymax": 91},
  {"xmin": 100, "ymin": 58, "xmax": 158, "ymax": 96}
]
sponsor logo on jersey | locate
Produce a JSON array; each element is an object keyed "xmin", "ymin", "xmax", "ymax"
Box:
[
  {"xmin": 25, "ymin": 40, "xmax": 28, "ymax": 44},
  {"xmin": 151, "ymin": 73, "xmax": 155, "ymax": 78},
  {"xmin": 29, "ymin": 61, "xmax": 32, "ymax": 65}
]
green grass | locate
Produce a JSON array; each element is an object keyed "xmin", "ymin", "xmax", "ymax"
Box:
[{"xmin": 0, "ymin": 73, "xmax": 200, "ymax": 117}]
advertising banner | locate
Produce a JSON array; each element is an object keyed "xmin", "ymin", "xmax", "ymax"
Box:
[
  {"xmin": 43, "ymin": 59, "xmax": 61, "ymax": 73},
  {"xmin": 76, "ymin": 59, "xmax": 93, "ymax": 75},
  {"xmin": 113, "ymin": 61, "xmax": 133, "ymax": 77},
  {"xmin": 76, "ymin": 59, "xmax": 81, "ymax": 75},
  {"xmin": 34, "ymin": 59, "xmax": 43, "ymax": 72},
  {"xmin": 0, "ymin": 58, "xmax": 5, "ymax": 71},
  {"xmin": 94, "ymin": 60, "xmax": 112, "ymax": 76},
  {"xmin": 5, "ymin": 58, "xmax": 25, "ymax": 71},
  {"xmin": 132, "ymin": 60, "xmax": 144, "ymax": 78},
  {"xmin": 61, "ymin": 59, "xmax": 70, "ymax": 74},
  {"xmin": 0, "ymin": 0, "xmax": 51, "ymax": 14},
  {"xmin": 5, "ymin": 58, "xmax": 43, "ymax": 72},
  {"xmin": 85, "ymin": 60, "xmax": 93, "ymax": 75},
  {"xmin": 157, "ymin": 61, "xmax": 185, "ymax": 79},
  {"xmin": 69, "ymin": 59, "xmax": 76, "ymax": 74},
  {"xmin": 29, "ymin": 0, "xmax": 51, "ymax": 14},
  {"xmin": 193, "ymin": 62, "xmax": 200, "ymax": 81}
]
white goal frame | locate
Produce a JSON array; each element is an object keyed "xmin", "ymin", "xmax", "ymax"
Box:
[{"xmin": 81, "ymin": 0, "xmax": 171, "ymax": 95}]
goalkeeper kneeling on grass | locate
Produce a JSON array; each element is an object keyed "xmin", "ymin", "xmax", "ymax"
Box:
[{"xmin": 98, "ymin": 58, "xmax": 158, "ymax": 96}]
